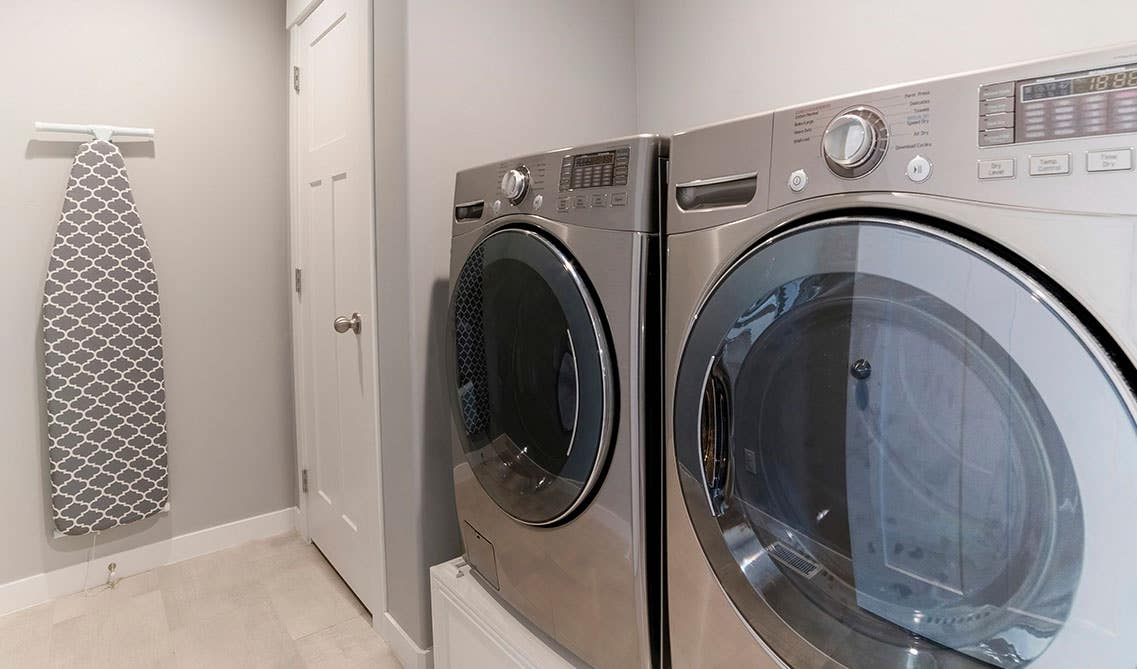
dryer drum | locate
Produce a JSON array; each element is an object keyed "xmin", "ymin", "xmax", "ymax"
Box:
[{"xmin": 672, "ymin": 216, "xmax": 1124, "ymax": 668}]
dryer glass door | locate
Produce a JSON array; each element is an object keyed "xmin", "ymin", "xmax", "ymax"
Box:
[
  {"xmin": 450, "ymin": 227, "xmax": 614, "ymax": 526},
  {"xmin": 674, "ymin": 217, "xmax": 1137, "ymax": 668}
]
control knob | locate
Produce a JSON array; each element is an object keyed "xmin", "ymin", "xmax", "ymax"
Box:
[
  {"xmin": 501, "ymin": 167, "xmax": 530, "ymax": 204},
  {"xmin": 822, "ymin": 108, "xmax": 888, "ymax": 178}
]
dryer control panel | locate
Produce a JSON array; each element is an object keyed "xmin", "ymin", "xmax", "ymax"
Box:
[
  {"xmin": 668, "ymin": 43, "xmax": 1137, "ymax": 228},
  {"xmin": 763, "ymin": 44, "xmax": 1137, "ymax": 216}
]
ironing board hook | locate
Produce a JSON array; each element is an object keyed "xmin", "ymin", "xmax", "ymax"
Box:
[{"xmin": 34, "ymin": 122, "xmax": 156, "ymax": 142}]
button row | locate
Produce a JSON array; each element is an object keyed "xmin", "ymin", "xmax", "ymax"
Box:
[
  {"xmin": 556, "ymin": 192, "xmax": 628, "ymax": 211},
  {"xmin": 784, "ymin": 156, "xmax": 931, "ymax": 194},
  {"xmin": 979, "ymin": 80, "xmax": 1016, "ymax": 147},
  {"xmin": 978, "ymin": 148, "xmax": 1133, "ymax": 179},
  {"xmin": 559, "ymin": 157, "xmax": 573, "ymax": 191}
]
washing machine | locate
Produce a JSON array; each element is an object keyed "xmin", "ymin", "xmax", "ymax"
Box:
[
  {"xmin": 447, "ymin": 135, "xmax": 668, "ymax": 669},
  {"xmin": 665, "ymin": 45, "xmax": 1137, "ymax": 668}
]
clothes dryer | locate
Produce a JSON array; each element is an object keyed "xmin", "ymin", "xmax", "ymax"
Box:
[{"xmin": 666, "ymin": 45, "xmax": 1137, "ymax": 668}]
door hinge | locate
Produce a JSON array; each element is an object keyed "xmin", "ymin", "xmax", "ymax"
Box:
[
  {"xmin": 294, "ymin": 267, "xmax": 302, "ymax": 294},
  {"xmin": 293, "ymin": 66, "xmax": 301, "ymax": 94},
  {"xmin": 301, "ymin": 469, "xmax": 309, "ymax": 493}
]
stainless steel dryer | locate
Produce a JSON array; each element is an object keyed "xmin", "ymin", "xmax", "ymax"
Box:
[
  {"xmin": 666, "ymin": 45, "xmax": 1137, "ymax": 668},
  {"xmin": 447, "ymin": 136, "xmax": 667, "ymax": 669}
]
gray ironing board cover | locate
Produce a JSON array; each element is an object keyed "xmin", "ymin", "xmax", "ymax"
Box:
[{"xmin": 42, "ymin": 140, "xmax": 168, "ymax": 536}]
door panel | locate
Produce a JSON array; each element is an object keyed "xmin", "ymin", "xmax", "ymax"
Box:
[
  {"xmin": 674, "ymin": 217, "xmax": 1137, "ymax": 667},
  {"xmin": 448, "ymin": 227, "xmax": 615, "ymax": 526},
  {"xmin": 295, "ymin": 0, "xmax": 380, "ymax": 614}
]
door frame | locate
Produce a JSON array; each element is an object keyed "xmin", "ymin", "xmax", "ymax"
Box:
[{"xmin": 286, "ymin": 0, "xmax": 387, "ymax": 615}]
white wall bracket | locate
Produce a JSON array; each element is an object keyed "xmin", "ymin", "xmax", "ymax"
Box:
[{"xmin": 34, "ymin": 122, "xmax": 155, "ymax": 142}]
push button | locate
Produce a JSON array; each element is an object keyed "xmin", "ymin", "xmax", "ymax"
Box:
[
  {"xmin": 1029, "ymin": 154, "xmax": 1070, "ymax": 176},
  {"xmin": 906, "ymin": 155, "xmax": 932, "ymax": 183},
  {"xmin": 572, "ymin": 194, "xmax": 588, "ymax": 209},
  {"xmin": 1086, "ymin": 148, "xmax": 1133, "ymax": 172},
  {"xmin": 978, "ymin": 158, "xmax": 1015, "ymax": 180},
  {"xmin": 610, "ymin": 192, "xmax": 628, "ymax": 206},
  {"xmin": 788, "ymin": 169, "xmax": 808, "ymax": 193},
  {"xmin": 556, "ymin": 196, "xmax": 571, "ymax": 212},
  {"xmin": 979, "ymin": 113, "xmax": 1014, "ymax": 131},
  {"xmin": 979, "ymin": 128, "xmax": 1014, "ymax": 146},
  {"xmin": 590, "ymin": 193, "xmax": 608, "ymax": 208},
  {"xmin": 980, "ymin": 98, "xmax": 1015, "ymax": 116},
  {"xmin": 979, "ymin": 81, "xmax": 1015, "ymax": 100}
]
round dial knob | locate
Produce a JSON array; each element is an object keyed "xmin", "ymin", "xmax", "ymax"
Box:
[
  {"xmin": 500, "ymin": 167, "xmax": 529, "ymax": 204},
  {"xmin": 821, "ymin": 108, "xmax": 889, "ymax": 179},
  {"xmin": 823, "ymin": 114, "xmax": 877, "ymax": 169}
]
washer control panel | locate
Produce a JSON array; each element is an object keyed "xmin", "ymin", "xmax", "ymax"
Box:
[{"xmin": 452, "ymin": 135, "xmax": 666, "ymax": 234}]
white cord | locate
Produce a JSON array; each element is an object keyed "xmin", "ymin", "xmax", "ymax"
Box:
[{"xmin": 81, "ymin": 531, "xmax": 100, "ymax": 597}]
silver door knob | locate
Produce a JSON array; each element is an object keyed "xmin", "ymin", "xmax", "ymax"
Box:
[{"xmin": 333, "ymin": 312, "xmax": 362, "ymax": 334}]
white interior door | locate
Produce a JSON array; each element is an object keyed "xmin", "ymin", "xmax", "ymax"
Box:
[{"xmin": 293, "ymin": 0, "xmax": 382, "ymax": 615}]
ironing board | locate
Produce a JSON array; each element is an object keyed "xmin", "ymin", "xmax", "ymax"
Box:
[{"xmin": 41, "ymin": 139, "xmax": 168, "ymax": 536}]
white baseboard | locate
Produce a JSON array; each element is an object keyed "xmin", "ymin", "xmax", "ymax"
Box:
[
  {"xmin": 380, "ymin": 610, "xmax": 434, "ymax": 669},
  {"xmin": 0, "ymin": 506, "xmax": 299, "ymax": 618}
]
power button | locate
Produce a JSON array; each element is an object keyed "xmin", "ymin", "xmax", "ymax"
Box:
[{"xmin": 788, "ymin": 169, "xmax": 808, "ymax": 193}]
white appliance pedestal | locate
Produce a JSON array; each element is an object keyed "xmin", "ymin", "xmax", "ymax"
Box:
[{"xmin": 430, "ymin": 558, "xmax": 581, "ymax": 669}]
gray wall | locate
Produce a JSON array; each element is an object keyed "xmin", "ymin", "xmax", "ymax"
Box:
[
  {"xmin": 0, "ymin": 0, "xmax": 295, "ymax": 584},
  {"xmin": 378, "ymin": 0, "xmax": 639, "ymax": 648},
  {"xmin": 634, "ymin": 0, "xmax": 1137, "ymax": 133}
]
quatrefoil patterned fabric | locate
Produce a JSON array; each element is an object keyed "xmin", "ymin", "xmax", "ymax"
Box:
[{"xmin": 42, "ymin": 140, "xmax": 168, "ymax": 536}]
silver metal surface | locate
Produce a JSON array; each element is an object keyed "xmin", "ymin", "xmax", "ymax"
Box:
[
  {"xmin": 665, "ymin": 41, "xmax": 1137, "ymax": 669},
  {"xmin": 332, "ymin": 312, "xmax": 361, "ymax": 334}
]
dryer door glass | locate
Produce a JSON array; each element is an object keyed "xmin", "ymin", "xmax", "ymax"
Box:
[
  {"xmin": 450, "ymin": 228, "xmax": 614, "ymax": 526},
  {"xmin": 675, "ymin": 217, "xmax": 1137, "ymax": 668}
]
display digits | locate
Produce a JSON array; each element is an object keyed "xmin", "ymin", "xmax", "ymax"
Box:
[{"xmin": 1089, "ymin": 70, "xmax": 1137, "ymax": 92}]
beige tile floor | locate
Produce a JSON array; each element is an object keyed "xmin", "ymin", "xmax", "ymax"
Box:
[{"xmin": 0, "ymin": 532, "xmax": 403, "ymax": 669}]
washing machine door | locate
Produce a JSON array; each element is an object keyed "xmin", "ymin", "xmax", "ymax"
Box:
[
  {"xmin": 674, "ymin": 216, "xmax": 1137, "ymax": 667},
  {"xmin": 449, "ymin": 226, "xmax": 614, "ymax": 526}
]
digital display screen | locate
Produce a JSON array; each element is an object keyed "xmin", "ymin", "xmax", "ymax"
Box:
[
  {"xmin": 561, "ymin": 148, "xmax": 630, "ymax": 191},
  {"xmin": 575, "ymin": 153, "xmax": 615, "ymax": 167},
  {"xmin": 1022, "ymin": 66, "xmax": 1137, "ymax": 101}
]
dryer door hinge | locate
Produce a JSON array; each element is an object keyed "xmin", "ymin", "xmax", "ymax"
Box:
[
  {"xmin": 294, "ymin": 268, "xmax": 302, "ymax": 295},
  {"xmin": 293, "ymin": 66, "xmax": 301, "ymax": 94},
  {"xmin": 301, "ymin": 469, "xmax": 309, "ymax": 493}
]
